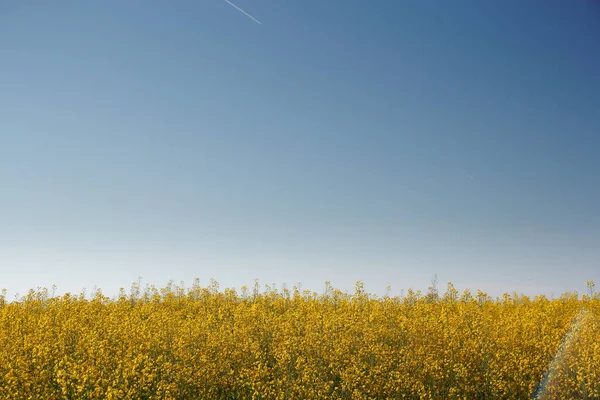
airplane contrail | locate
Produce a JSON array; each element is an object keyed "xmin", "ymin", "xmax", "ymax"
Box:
[{"xmin": 221, "ymin": 0, "xmax": 262, "ymax": 24}]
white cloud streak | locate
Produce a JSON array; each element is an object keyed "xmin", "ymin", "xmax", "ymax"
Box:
[{"xmin": 221, "ymin": 0, "xmax": 262, "ymax": 25}]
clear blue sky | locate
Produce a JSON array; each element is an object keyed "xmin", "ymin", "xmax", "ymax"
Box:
[{"xmin": 1, "ymin": 0, "xmax": 599, "ymax": 298}]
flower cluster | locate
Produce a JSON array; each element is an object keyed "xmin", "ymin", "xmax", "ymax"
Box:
[{"xmin": 0, "ymin": 280, "xmax": 597, "ymax": 399}]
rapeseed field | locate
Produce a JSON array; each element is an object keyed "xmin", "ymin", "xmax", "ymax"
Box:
[{"xmin": 0, "ymin": 279, "xmax": 598, "ymax": 399}]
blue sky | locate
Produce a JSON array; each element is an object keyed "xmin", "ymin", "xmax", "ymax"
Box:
[{"xmin": 1, "ymin": 0, "xmax": 599, "ymax": 298}]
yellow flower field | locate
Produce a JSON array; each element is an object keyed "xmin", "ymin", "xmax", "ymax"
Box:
[{"xmin": 0, "ymin": 280, "xmax": 598, "ymax": 399}]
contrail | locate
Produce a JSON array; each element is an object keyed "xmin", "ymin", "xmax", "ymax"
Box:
[{"xmin": 221, "ymin": 0, "xmax": 262, "ymax": 24}]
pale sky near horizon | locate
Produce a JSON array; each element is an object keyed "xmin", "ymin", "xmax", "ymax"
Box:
[{"xmin": 1, "ymin": 0, "xmax": 599, "ymax": 299}]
